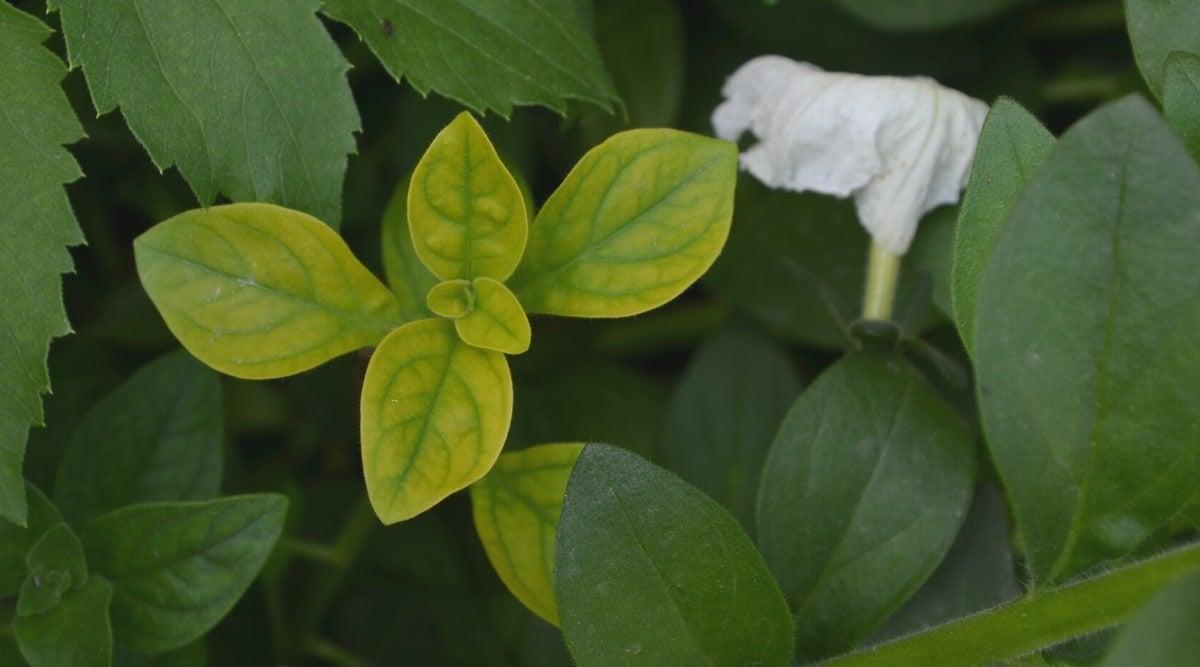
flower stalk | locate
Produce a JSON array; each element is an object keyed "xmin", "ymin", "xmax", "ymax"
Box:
[{"xmin": 862, "ymin": 240, "xmax": 901, "ymax": 321}]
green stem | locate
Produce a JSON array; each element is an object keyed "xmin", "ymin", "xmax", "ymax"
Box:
[
  {"xmin": 824, "ymin": 541, "xmax": 1200, "ymax": 666},
  {"xmin": 861, "ymin": 240, "xmax": 901, "ymax": 321}
]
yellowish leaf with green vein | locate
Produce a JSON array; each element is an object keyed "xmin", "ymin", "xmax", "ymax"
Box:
[
  {"xmin": 426, "ymin": 280, "xmax": 474, "ymax": 319},
  {"xmin": 471, "ymin": 442, "xmax": 583, "ymax": 626},
  {"xmin": 361, "ymin": 318, "xmax": 513, "ymax": 523},
  {"xmin": 408, "ymin": 112, "xmax": 528, "ymax": 281},
  {"xmin": 135, "ymin": 203, "xmax": 402, "ymax": 379},
  {"xmin": 508, "ymin": 129, "xmax": 737, "ymax": 317},
  {"xmin": 456, "ymin": 278, "xmax": 531, "ymax": 355}
]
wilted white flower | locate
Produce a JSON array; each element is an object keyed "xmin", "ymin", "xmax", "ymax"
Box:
[{"xmin": 712, "ymin": 56, "xmax": 988, "ymax": 255}]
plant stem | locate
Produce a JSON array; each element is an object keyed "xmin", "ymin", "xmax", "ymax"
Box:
[
  {"xmin": 823, "ymin": 541, "xmax": 1200, "ymax": 666},
  {"xmin": 862, "ymin": 240, "xmax": 901, "ymax": 321}
]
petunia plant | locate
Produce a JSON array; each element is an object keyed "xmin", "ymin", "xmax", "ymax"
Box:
[{"xmin": 134, "ymin": 112, "xmax": 737, "ymax": 524}]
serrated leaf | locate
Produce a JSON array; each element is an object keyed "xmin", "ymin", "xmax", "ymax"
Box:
[
  {"xmin": 1124, "ymin": 0, "xmax": 1200, "ymax": 99},
  {"xmin": 382, "ymin": 177, "xmax": 439, "ymax": 321},
  {"xmin": 951, "ymin": 98, "xmax": 1055, "ymax": 355},
  {"xmin": 408, "ymin": 112, "xmax": 528, "ymax": 281},
  {"xmin": 48, "ymin": 0, "xmax": 360, "ymax": 225},
  {"xmin": 471, "ymin": 442, "xmax": 582, "ymax": 625},
  {"xmin": 975, "ymin": 96, "xmax": 1200, "ymax": 584},
  {"xmin": 555, "ymin": 443, "xmax": 794, "ymax": 666},
  {"xmin": 82, "ymin": 494, "xmax": 287, "ymax": 653},
  {"xmin": 361, "ymin": 318, "xmax": 513, "ymax": 523},
  {"xmin": 1165, "ymin": 52, "xmax": 1200, "ymax": 163},
  {"xmin": 0, "ymin": 3, "xmax": 86, "ymax": 526},
  {"xmin": 53, "ymin": 351, "xmax": 223, "ymax": 525},
  {"xmin": 18, "ymin": 523, "xmax": 88, "ymax": 617},
  {"xmin": 756, "ymin": 350, "xmax": 976, "ymax": 660},
  {"xmin": 1101, "ymin": 572, "xmax": 1200, "ymax": 666},
  {"xmin": 509, "ymin": 130, "xmax": 736, "ymax": 318},
  {"xmin": 320, "ymin": 0, "xmax": 620, "ymax": 117},
  {"xmin": 1, "ymin": 485, "xmax": 64, "ymax": 598},
  {"xmin": 455, "ymin": 278, "xmax": 531, "ymax": 355},
  {"xmin": 426, "ymin": 280, "xmax": 474, "ymax": 319},
  {"xmin": 13, "ymin": 577, "xmax": 113, "ymax": 667},
  {"xmin": 135, "ymin": 203, "xmax": 402, "ymax": 379},
  {"xmin": 832, "ymin": 0, "xmax": 1031, "ymax": 31}
]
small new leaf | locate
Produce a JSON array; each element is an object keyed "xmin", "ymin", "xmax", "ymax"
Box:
[
  {"xmin": 135, "ymin": 203, "xmax": 402, "ymax": 379},
  {"xmin": 426, "ymin": 280, "xmax": 474, "ymax": 319},
  {"xmin": 0, "ymin": 485, "xmax": 65, "ymax": 597},
  {"xmin": 13, "ymin": 578, "xmax": 113, "ymax": 667},
  {"xmin": 455, "ymin": 278, "xmax": 531, "ymax": 355},
  {"xmin": 18, "ymin": 523, "xmax": 88, "ymax": 617}
]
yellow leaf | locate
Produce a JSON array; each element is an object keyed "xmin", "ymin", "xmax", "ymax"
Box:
[
  {"xmin": 455, "ymin": 278, "xmax": 531, "ymax": 355},
  {"xmin": 471, "ymin": 442, "xmax": 583, "ymax": 626},
  {"xmin": 408, "ymin": 112, "xmax": 528, "ymax": 281},
  {"xmin": 134, "ymin": 203, "xmax": 401, "ymax": 379},
  {"xmin": 426, "ymin": 279, "xmax": 474, "ymax": 319},
  {"xmin": 361, "ymin": 318, "xmax": 513, "ymax": 523}
]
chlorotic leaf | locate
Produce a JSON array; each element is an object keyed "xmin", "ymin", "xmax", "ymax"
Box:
[
  {"xmin": 17, "ymin": 523, "xmax": 88, "ymax": 617},
  {"xmin": 509, "ymin": 129, "xmax": 737, "ymax": 318},
  {"xmin": 975, "ymin": 96, "xmax": 1200, "ymax": 584},
  {"xmin": 135, "ymin": 203, "xmax": 402, "ymax": 379},
  {"xmin": 756, "ymin": 350, "xmax": 976, "ymax": 660},
  {"xmin": 426, "ymin": 280, "xmax": 475, "ymax": 320},
  {"xmin": 53, "ymin": 351, "xmax": 223, "ymax": 525},
  {"xmin": 1164, "ymin": 52, "xmax": 1200, "ymax": 163},
  {"xmin": 47, "ymin": 0, "xmax": 360, "ymax": 225},
  {"xmin": 471, "ymin": 442, "xmax": 583, "ymax": 625},
  {"xmin": 82, "ymin": 494, "xmax": 288, "ymax": 653},
  {"xmin": 1124, "ymin": 0, "xmax": 1200, "ymax": 99},
  {"xmin": 408, "ymin": 112, "xmax": 528, "ymax": 281},
  {"xmin": 455, "ymin": 278, "xmax": 531, "ymax": 355},
  {"xmin": 1, "ymin": 485, "xmax": 65, "ymax": 597},
  {"xmin": 556, "ymin": 443, "xmax": 794, "ymax": 666},
  {"xmin": 320, "ymin": 0, "xmax": 620, "ymax": 117},
  {"xmin": 13, "ymin": 577, "xmax": 113, "ymax": 667},
  {"xmin": 0, "ymin": 4, "xmax": 86, "ymax": 526},
  {"xmin": 951, "ymin": 98, "xmax": 1055, "ymax": 355},
  {"xmin": 1101, "ymin": 571, "xmax": 1200, "ymax": 666},
  {"xmin": 361, "ymin": 318, "xmax": 513, "ymax": 523},
  {"xmin": 382, "ymin": 177, "xmax": 439, "ymax": 320}
]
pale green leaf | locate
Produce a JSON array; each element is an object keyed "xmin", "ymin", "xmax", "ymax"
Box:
[
  {"xmin": 382, "ymin": 176, "xmax": 438, "ymax": 321},
  {"xmin": 0, "ymin": 3, "xmax": 86, "ymax": 525},
  {"xmin": 1165, "ymin": 52, "xmax": 1200, "ymax": 163},
  {"xmin": 1125, "ymin": 0, "xmax": 1200, "ymax": 99},
  {"xmin": 471, "ymin": 442, "xmax": 582, "ymax": 625},
  {"xmin": 426, "ymin": 280, "xmax": 474, "ymax": 319},
  {"xmin": 509, "ymin": 129, "xmax": 737, "ymax": 318},
  {"xmin": 13, "ymin": 577, "xmax": 113, "ymax": 667},
  {"xmin": 135, "ymin": 203, "xmax": 403, "ymax": 379},
  {"xmin": 455, "ymin": 278, "xmax": 531, "ymax": 355},
  {"xmin": 320, "ymin": 0, "xmax": 620, "ymax": 117},
  {"xmin": 361, "ymin": 318, "xmax": 513, "ymax": 523}
]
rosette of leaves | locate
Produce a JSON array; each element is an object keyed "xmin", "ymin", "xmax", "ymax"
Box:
[{"xmin": 134, "ymin": 112, "xmax": 737, "ymax": 524}]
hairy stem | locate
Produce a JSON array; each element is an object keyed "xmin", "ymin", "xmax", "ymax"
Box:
[{"xmin": 862, "ymin": 241, "xmax": 901, "ymax": 321}]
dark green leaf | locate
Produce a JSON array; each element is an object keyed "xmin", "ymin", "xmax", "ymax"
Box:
[
  {"xmin": 951, "ymin": 98, "xmax": 1055, "ymax": 355},
  {"xmin": 1101, "ymin": 572, "xmax": 1200, "ymax": 666},
  {"xmin": 13, "ymin": 578, "xmax": 113, "ymax": 667},
  {"xmin": 82, "ymin": 495, "xmax": 287, "ymax": 653},
  {"xmin": 832, "ymin": 0, "xmax": 1031, "ymax": 31},
  {"xmin": 1164, "ymin": 52, "xmax": 1200, "ymax": 163},
  {"xmin": 54, "ymin": 351, "xmax": 223, "ymax": 525},
  {"xmin": 556, "ymin": 444, "xmax": 794, "ymax": 666},
  {"xmin": 1125, "ymin": 0, "xmax": 1200, "ymax": 99},
  {"xmin": 0, "ymin": 485, "xmax": 64, "ymax": 597},
  {"xmin": 18, "ymin": 523, "xmax": 88, "ymax": 617},
  {"xmin": 0, "ymin": 3, "xmax": 85, "ymax": 525},
  {"xmin": 975, "ymin": 96, "xmax": 1200, "ymax": 584},
  {"xmin": 380, "ymin": 176, "xmax": 438, "ymax": 322},
  {"xmin": 660, "ymin": 325, "xmax": 801, "ymax": 529},
  {"xmin": 757, "ymin": 350, "xmax": 976, "ymax": 660}
]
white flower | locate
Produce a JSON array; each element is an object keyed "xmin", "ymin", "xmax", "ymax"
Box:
[{"xmin": 712, "ymin": 56, "xmax": 988, "ymax": 255}]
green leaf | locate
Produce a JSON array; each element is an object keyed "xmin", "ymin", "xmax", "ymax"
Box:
[
  {"xmin": 320, "ymin": 0, "xmax": 620, "ymax": 117},
  {"xmin": 426, "ymin": 280, "xmax": 474, "ymax": 320},
  {"xmin": 13, "ymin": 578, "xmax": 113, "ymax": 667},
  {"xmin": 82, "ymin": 494, "xmax": 287, "ymax": 653},
  {"xmin": 951, "ymin": 98, "xmax": 1054, "ymax": 356},
  {"xmin": 47, "ymin": 0, "xmax": 360, "ymax": 225},
  {"xmin": 1101, "ymin": 572, "xmax": 1200, "ymax": 666},
  {"xmin": 509, "ymin": 129, "xmax": 737, "ymax": 318},
  {"xmin": 361, "ymin": 318, "xmax": 513, "ymax": 523},
  {"xmin": 1164, "ymin": 52, "xmax": 1200, "ymax": 163},
  {"xmin": 53, "ymin": 351, "xmax": 223, "ymax": 525},
  {"xmin": 18, "ymin": 523, "xmax": 88, "ymax": 617},
  {"xmin": 382, "ymin": 177, "xmax": 439, "ymax": 321},
  {"xmin": 975, "ymin": 96, "xmax": 1200, "ymax": 584},
  {"xmin": 471, "ymin": 442, "xmax": 582, "ymax": 626},
  {"xmin": 0, "ymin": 3, "xmax": 85, "ymax": 526},
  {"xmin": 455, "ymin": 278, "xmax": 531, "ymax": 355},
  {"xmin": 756, "ymin": 350, "xmax": 976, "ymax": 660},
  {"xmin": 1, "ymin": 485, "xmax": 64, "ymax": 597},
  {"xmin": 135, "ymin": 203, "xmax": 402, "ymax": 379},
  {"xmin": 660, "ymin": 325, "xmax": 801, "ymax": 529},
  {"xmin": 832, "ymin": 0, "xmax": 1031, "ymax": 31},
  {"xmin": 408, "ymin": 112, "xmax": 528, "ymax": 282},
  {"xmin": 555, "ymin": 444, "xmax": 793, "ymax": 665},
  {"xmin": 1125, "ymin": 0, "xmax": 1200, "ymax": 99}
]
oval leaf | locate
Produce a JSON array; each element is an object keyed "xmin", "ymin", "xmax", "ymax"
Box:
[
  {"xmin": 135, "ymin": 203, "xmax": 402, "ymax": 379},
  {"xmin": 1125, "ymin": 0, "xmax": 1200, "ymax": 99},
  {"xmin": 361, "ymin": 318, "xmax": 513, "ymax": 523},
  {"xmin": 0, "ymin": 484, "xmax": 64, "ymax": 597},
  {"xmin": 471, "ymin": 442, "xmax": 583, "ymax": 626},
  {"xmin": 14, "ymin": 577, "xmax": 112, "ymax": 667},
  {"xmin": 382, "ymin": 176, "xmax": 438, "ymax": 320},
  {"xmin": 455, "ymin": 278, "xmax": 531, "ymax": 355},
  {"xmin": 756, "ymin": 350, "xmax": 976, "ymax": 660},
  {"xmin": 408, "ymin": 112, "xmax": 527, "ymax": 281},
  {"xmin": 426, "ymin": 279, "xmax": 474, "ymax": 319},
  {"xmin": 82, "ymin": 494, "xmax": 288, "ymax": 653},
  {"xmin": 556, "ymin": 443, "xmax": 793, "ymax": 666},
  {"xmin": 509, "ymin": 129, "xmax": 737, "ymax": 318},
  {"xmin": 975, "ymin": 95, "xmax": 1200, "ymax": 583}
]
